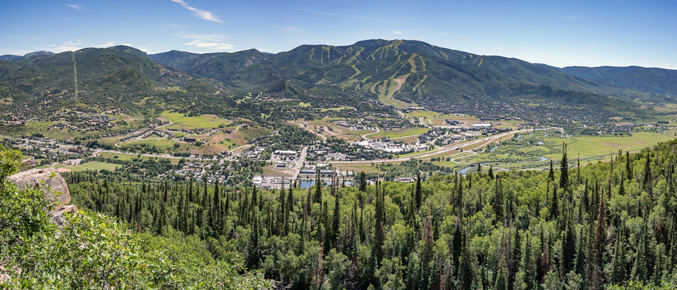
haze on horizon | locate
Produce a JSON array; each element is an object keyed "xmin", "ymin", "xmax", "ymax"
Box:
[{"xmin": 1, "ymin": 0, "xmax": 675, "ymax": 69}]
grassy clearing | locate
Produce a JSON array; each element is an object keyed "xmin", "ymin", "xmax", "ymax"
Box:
[
  {"xmin": 38, "ymin": 161, "xmax": 120, "ymax": 172},
  {"xmin": 370, "ymin": 127, "xmax": 429, "ymax": 139},
  {"xmin": 541, "ymin": 132, "xmax": 675, "ymax": 160},
  {"xmin": 378, "ymin": 94, "xmax": 412, "ymax": 109},
  {"xmin": 97, "ymin": 152, "xmax": 180, "ymax": 164},
  {"xmin": 458, "ymin": 130, "xmax": 677, "ymax": 171},
  {"xmin": 159, "ymin": 111, "xmax": 230, "ymax": 130},
  {"xmin": 320, "ymin": 106, "xmax": 354, "ymax": 112},
  {"xmin": 124, "ymin": 138, "xmax": 177, "ymax": 150}
]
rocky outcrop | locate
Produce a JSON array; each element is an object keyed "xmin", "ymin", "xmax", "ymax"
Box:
[{"xmin": 8, "ymin": 168, "xmax": 77, "ymax": 226}]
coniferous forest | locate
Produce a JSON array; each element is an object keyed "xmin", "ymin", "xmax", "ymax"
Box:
[{"xmin": 57, "ymin": 139, "xmax": 677, "ymax": 289}]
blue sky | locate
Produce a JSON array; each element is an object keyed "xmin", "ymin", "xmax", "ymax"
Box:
[{"xmin": 1, "ymin": 0, "xmax": 675, "ymax": 68}]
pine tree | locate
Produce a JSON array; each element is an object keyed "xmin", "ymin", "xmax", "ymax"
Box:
[
  {"xmin": 276, "ymin": 189, "xmax": 285, "ymax": 236},
  {"xmin": 561, "ymin": 213, "xmax": 575, "ymax": 274},
  {"xmin": 643, "ymin": 154, "xmax": 652, "ymax": 196},
  {"xmin": 626, "ymin": 151, "xmax": 633, "ymax": 181},
  {"xmin": 577, "ymin": 155, "xmax": 581, "ymax": 184},
  {"xmin": 548, "ymin": 160, "xmax": 554, "ymax": 182},
  {"xmin": 314, "ymin": 170, "xmax": 322, "ymax": 205},
  {"xmin": 632, "ymin": 222, "xmax": 649, "ymax": 282},
  {"xmin": 285, "ymin": 186, "xmax": 293, "ymax": 236},
  {"xmin": 359, "ymin": 171, "xmax": 367, "ymax": 192},
  {"xmin": 560, "ymin": 143, "xmax": 569, "ymax": 190},
  {"xmin": 188, "ymin": 176, "xmax": 193, "ymax": 202},
  {"xmin": 574, "ymin": 228, "xmax": 586, "ymax": 275},
  {"xmin": 415, "ymin": 173, "xmax": 422, "ymax": 210},
  {"xmin": 332, "ymin": 194, "xmax": 340, "ymax": 247},
  {"xmin": 509, "ymin": 228, "xmax": 521, "ymax": 290},
  {"xmin": 495, "ymin": 250, "xmax": 509, "ymax": 290},
  {"xmin": 522, "ymin": 233, "xmax": 535, "ymax": 290},
  {"xmin": 489, "ymin": 166, "xmax": 495, "ymax": 179},
  {"xmin": 359, "ymin": 206, "xmax": 365, "ymax": 243},
  {"xmin": 248, "ymin": 207, "xmax": 260, "ymax": 268},
  {"xmin": 583, "ymin": 179, "xmax": 589, "ymax": 213},
  {"xmin": 495, "ymin": 177, "xmax": 503, "ymax": 223},
  {"xmin": 610, "ymin": 230, "xmax": 626, "ymax": 284},
  {"xmin": 460, "ymin": 231, "xmax": 473, "ymax": 289},
  {"xmin": 550, "ymin": 182, "xmax": 558, "ymax": 220},
  {"xmin": 594, "ymin": 190, "xmax": 607, "ymax": 272},
  {"xmin": 374, "ymin": 185, "xmax": 385, "ymax": 266}
]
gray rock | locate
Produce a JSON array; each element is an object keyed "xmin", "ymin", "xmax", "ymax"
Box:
[{"xmin": 8, "ymin": 168, "xmax": 71, "ymax": 210}]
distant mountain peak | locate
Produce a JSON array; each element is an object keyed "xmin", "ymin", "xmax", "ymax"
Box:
[{"xmin": 23, "ymin": 51, "xmax": 54, "ymax": 59}]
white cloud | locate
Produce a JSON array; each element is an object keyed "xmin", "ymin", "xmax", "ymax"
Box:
[
  {"xmin": 393, "ymin": 31, "xmax": 401, "ymax": 35},
  {"xmin": 170, "ymin": 0, "xmax": 222, "ymax": 23},
  {"xmin": 185, "ymin": 40, "xmax": 234, "ymax": 51},
  {"xmin": 49, "ymin": 40, "xmax": 82, "ymax": 52},
  {"xmin": 67, "ymin": 4, "xmax": 83, "ymax": 11},
  {"xmin": 177, "ymin": 31, "xmax": 234, "ymax": 51},
  {"xmin": 177, "ymin": 32, "xmax": 228, "ymax": 42}
]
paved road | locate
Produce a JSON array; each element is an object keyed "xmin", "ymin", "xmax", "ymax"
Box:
[
  {"xmin": 291, "ymin": 146, "xmax": 308, "ymax": 181},
  {"xmin": 361, "ymin": 127, "xmax": 381, "ymax": 139},
  {"xmin": 329, "ymin": 128, "xmax": 549, "ymax": 165}
]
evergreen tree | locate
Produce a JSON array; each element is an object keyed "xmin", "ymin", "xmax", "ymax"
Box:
[
  {"xmin": 285, "ymin": 186, "xmax": 293, "ymax": 236},
  {"xmin": 610, "ymin": 230, "xmax": 626, "ymax": 284},
  {"xmin": 550, "ymin": 182, "xmax": 558, "ymax": 220},
  {"xmin": 489, "ymin": 165, "xmax": 494, "ymax": 179},
  {"xmin": 643, "ymin": 154, "xmax": 653, "ymax": 195},
  {"xmin": 247, "ymin": 207, "xmax": 260, "ymax": 268},
  {"xmin": 314, "ymin": 170, "xmax": 322, "ymax": 205},
  {"xmin": 632, "ymin": 222, "xmax": 649, "ymax": 282},
  {"xmin": 374, "ymin": 185, "xmax": 385, "ymax": 266},
  {"xmin": 415, "ymin": 173, "xmax": 422, "ymax": 210},
  {"xmin": 510, "ymin": 228, "xmax": 521, "ymax": 290},
  {"xmin": 522, "ymin": 233, "xmax": 535, "ymax": 290},
  {"xmin": 560, "ymin": 143, "xmax": 569, "ymax": 190},
  {"xmin": 359, "ymin": 171, "xmax": 367, "ymax": 192},
  {"xmin": 460, "ymin": 231, "xmax": 473, "ymax": 289},
  {"xmin": 332, "ymin": 194, "xmax": 340, "ymax": 247},
  {"xmin": 495, "ymin": 250, "xmax": 509, "ymax": 290},
  {"xmin": 548, "ymin": 160, "xmax": 554, "ymax": 182},
  {"xmin": 626, "ymin": 151, "xmax": 633, "ymax": 181},
  {"xmin": 495, "ymin": 177, "xmax": 503, "ymax": 223}
]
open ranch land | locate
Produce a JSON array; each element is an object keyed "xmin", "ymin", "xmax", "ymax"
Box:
[
  {"xmin": 159, "ymin": 110, "xmax": 231, "ymax": 130},
  {"xmin": 458, "ymin": 130, "xmax": 677, "ymax": 171},
  {"xmin": 37, "ymin": 161, "xmax": 119, "ymax": 172}
]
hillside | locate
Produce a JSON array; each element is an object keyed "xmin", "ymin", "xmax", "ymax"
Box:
[
  {"xmin": 56, "ymin": 131, "xmax": 677, "ymax": 289},
  {"xmin": 0, "ymin": 39, "xmax": 670, "ymax": 120},
  {"xmin": 150, "ymin": 49, "xmax": 272, "ymax": 80},
  {"xmin": 562, "ymin": 66, "xmax": 677, "ymax": 97},
  {"xmin": 0, "ymin": 46, "xmax": 192, "ymax": 104}
]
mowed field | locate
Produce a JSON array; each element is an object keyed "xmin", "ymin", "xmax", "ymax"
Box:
[
  {"xmin": 38, "ymin": 161, "xmax": 119, "ymax": 172},
  {"xmin": 125, "ymin": 138, "xmax": 177, "ymax": 150},
  {"xmin": 541, "ymin": 132, "xmax": 675, "ymax": 160},
  {"xmin": 370, "ymin": 127, "xmax": 429, "ymax": 139},
  {"xmin": 96, "ymin": 152, "xmax": 180, "ymax": 164},
  {"xmin": 457, "ymin": 130, "xmax": 677, "ymax": 171},
  {"xmin": 159, "ymin": 111, "xmax": 231, "ymax": 130}
]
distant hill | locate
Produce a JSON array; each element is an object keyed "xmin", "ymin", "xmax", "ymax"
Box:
[
  {"xmin": 150, "ymin": 49, "xmax": 272, "ymax": 81},
  {"xmin": 1, "ymin": 39, "xmax": 672, "ymax": 116},
  {"xmin": 562, "ymin": 66, "xmax": 677, "ymax": 96},
  {"xmin": 0, "ymin": 47, "xmax": 192, "ymax": 104},
  {"xmin": 0, "ymin": 55, "xmax": 22, "ymax": 61},
  {"xmin": 191, "ymin": 39, "xmax": 647, "ymax": 110}
]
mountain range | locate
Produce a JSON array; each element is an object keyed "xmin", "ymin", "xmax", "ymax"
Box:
[{"xmin": 1, "ymin": 39, "xmax": 675, "ymax": 114}]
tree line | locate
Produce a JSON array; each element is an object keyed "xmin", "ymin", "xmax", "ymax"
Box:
[{"xmin": 66, "ymin": 139, "xmax": 677, "ymax": 289}]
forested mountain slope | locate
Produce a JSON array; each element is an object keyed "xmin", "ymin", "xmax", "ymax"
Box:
[
  {"xmin": 562, "ymin": 66, "xmax": 677, "ymax": 97},
  {"xmin": 57, "ymin": 138, "xmax": 677, "ymax": 289}
]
